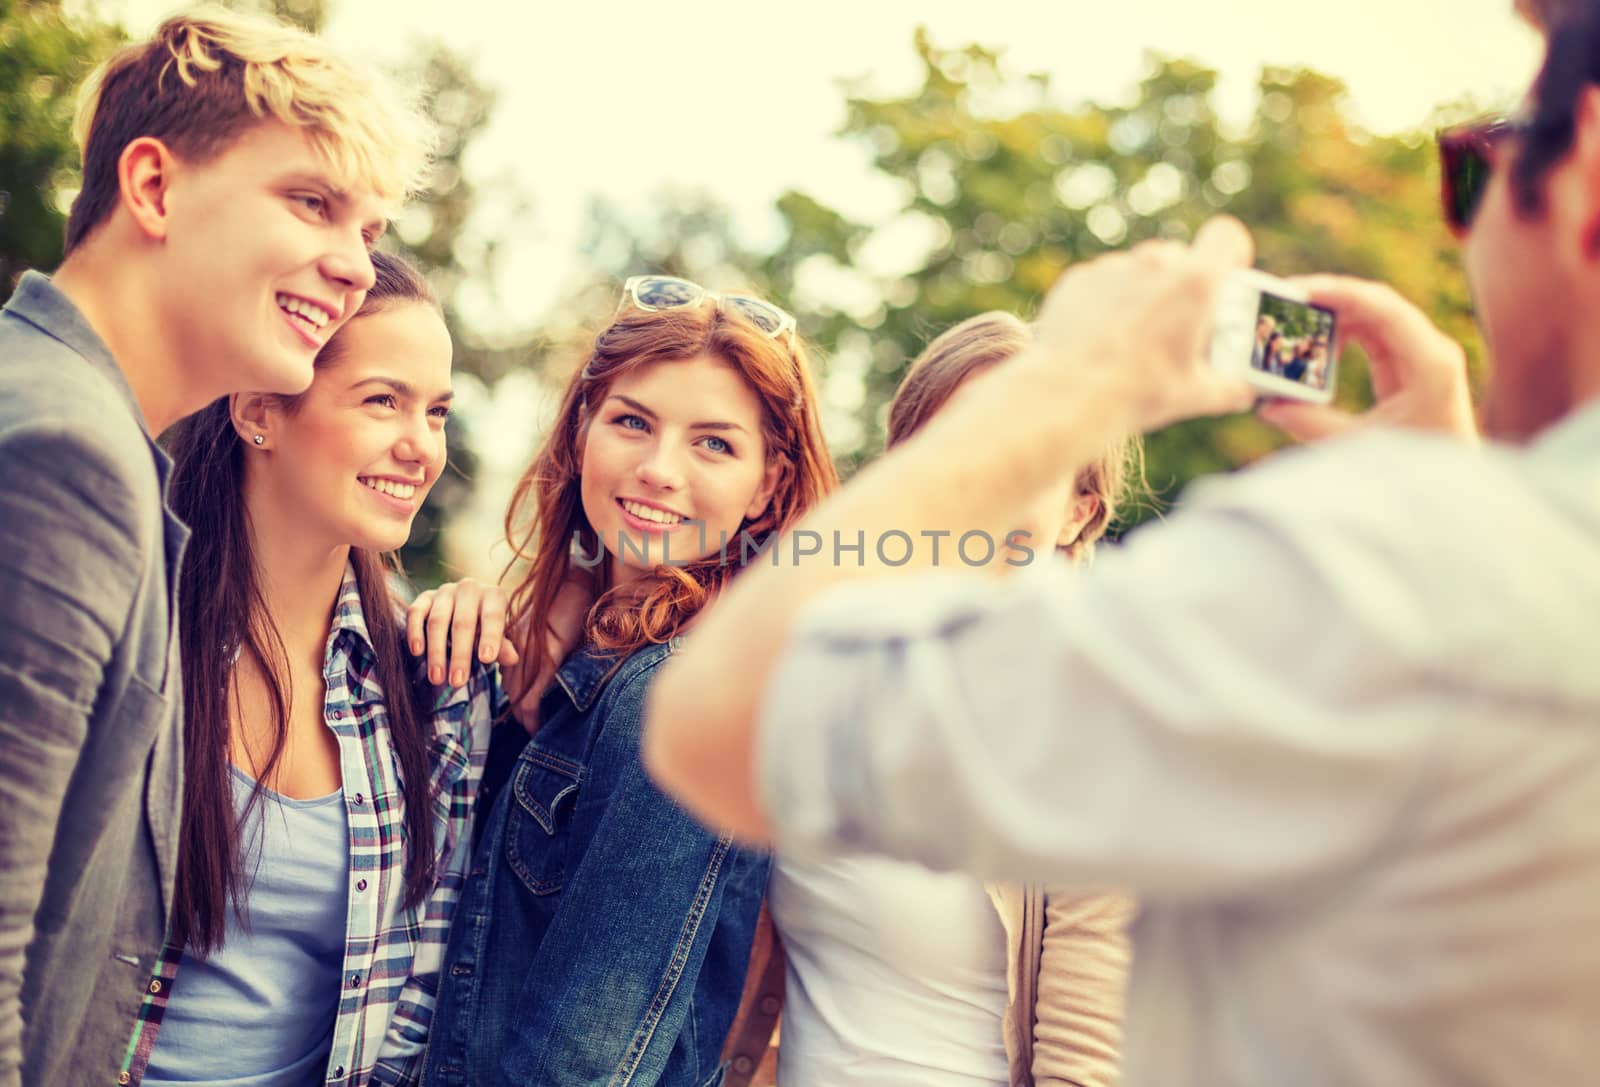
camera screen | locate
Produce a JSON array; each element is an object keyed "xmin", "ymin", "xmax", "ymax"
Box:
[{"xmin": 1250, "ymin": 291, "xmax": 1336, "ymax": 390}]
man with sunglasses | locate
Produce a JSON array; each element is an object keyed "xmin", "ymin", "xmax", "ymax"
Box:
[{"xmin": 644, "ymin": 3, "xmax": 1600, "ymax": 1085}]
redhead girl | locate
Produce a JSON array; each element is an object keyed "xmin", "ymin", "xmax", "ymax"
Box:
[
  {"xmin": 422, "ymin": 276, "xmax": 835, "ymax": 1086},
  {"xmin": 130, "ymin": 251, "xmax": 501, "ymax": 1087}
]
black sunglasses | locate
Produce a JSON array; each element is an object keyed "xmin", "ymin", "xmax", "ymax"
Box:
[{"xmin": 1437, "ymin": 114, "xmax": 1528, "ymax": 237}]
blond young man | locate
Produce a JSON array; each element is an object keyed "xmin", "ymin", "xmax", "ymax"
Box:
[{"xmin": 0, "ymin": 9, "xmax": 431, "ymax": 1085}]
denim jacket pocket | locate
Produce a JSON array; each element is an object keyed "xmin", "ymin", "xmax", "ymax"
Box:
[{"xmin": 505, "ymin": 746, "xmax": 583, "ymax": 896}]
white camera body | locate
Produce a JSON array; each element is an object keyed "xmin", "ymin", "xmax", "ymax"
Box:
[{"xmin": 1210, "ymin": 269, "xmax": 1337, "ymax": 405}]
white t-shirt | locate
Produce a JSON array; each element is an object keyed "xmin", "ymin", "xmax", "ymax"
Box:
[{"xmin": 769, "ymin": 851, "xmax": 1009, "ymax": 1087}]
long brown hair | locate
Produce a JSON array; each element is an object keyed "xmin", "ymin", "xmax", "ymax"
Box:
[
  {"xmin": 166, "ymin": 251, "xmax": 443, "ymax": 954},
  {"xmin": 887, "ymin": 311, "xmax": 1142, "ymax": 560},
  {"xmin": 504, "ymin": 295, "xmax": 836, "ymax": 701}
]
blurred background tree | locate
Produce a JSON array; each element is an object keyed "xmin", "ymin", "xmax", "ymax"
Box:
[
  {"xmin": 0, "ymin": 0, "xmax": 123, "ymax": 301},
  {"xmin": 759, "ymin": 33, "xmax": 1479, "ymax": 513}
]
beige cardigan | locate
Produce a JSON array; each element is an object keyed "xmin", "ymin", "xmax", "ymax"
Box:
[
  {"xmin": 988, "ymin": 884, "xmax": 1135, "ymax": 1087},
  {"xmin": 721, "ymin": 886, "xmax": 1134, "ymax": 1087}
]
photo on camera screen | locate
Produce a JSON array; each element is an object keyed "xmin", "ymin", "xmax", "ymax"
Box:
[{"xmin": 1248, "ymin": 292, "xmax": 1337, "ymax": 391}]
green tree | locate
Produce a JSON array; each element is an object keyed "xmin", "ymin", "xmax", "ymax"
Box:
[
  {"xmin": 0, "ymin": 0, "xmax": 123, "ymax": 300},
  {"xmin": 750, "ymin": 32, "xmax": 1482, "ymax": 518}
]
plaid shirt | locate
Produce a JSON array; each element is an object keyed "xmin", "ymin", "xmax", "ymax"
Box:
[{"xmin": 119, "ymin": 565, "xmax": 497, "ymax": 1087}]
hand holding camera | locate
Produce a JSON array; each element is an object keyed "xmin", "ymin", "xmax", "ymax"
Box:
[
  {"xmin": 1027, "ymin": 216, "xmax": 1257, "ymax": 435},
  {"xmin": 1256, "ymin": 276, "xmax": 1479, "ymax": 442}
]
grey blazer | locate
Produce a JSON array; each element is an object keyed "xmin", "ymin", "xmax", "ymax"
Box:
[{"xmin": 0, "ymin": 273, "xmax": 189, "ymax": 1087}]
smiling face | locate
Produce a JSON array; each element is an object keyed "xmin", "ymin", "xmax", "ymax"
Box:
[
  {"xmin": 250, "ymin": 301, "xmax": 453, "ymax": 553},
  {"xmin": 161, "ymin": 120, "xmax": 389, "ymax": 401},
  {"xmin": 579, "ymin": 353, "xmax": 779, "ymax": 584}
]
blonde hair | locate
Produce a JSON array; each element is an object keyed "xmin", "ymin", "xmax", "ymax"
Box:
[
  {"xmin": 887, "ymin": 311, "xmax": 1143, "ymax": 561},
  {"xmin": 66, "ymin": 5, "xmax": 434, "ymax": 251}
]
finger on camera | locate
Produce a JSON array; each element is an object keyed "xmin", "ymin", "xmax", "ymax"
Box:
[
  {"xmin": 1296, "ymin": 276, "xmax": 1437, "ymax": 356},
  {"xmin": 1191, "ymin": 216, "xmax": 1255, "ymax": 271}
]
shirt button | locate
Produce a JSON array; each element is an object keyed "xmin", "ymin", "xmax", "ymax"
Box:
[
  {"xmin": 333, "ymin": 1067, "xmax": 345, "ymax": 1078},
  {"xmin": 348, "ymin": 973, "xmax": 361, "ymax": 989},
  {"xmin": 119, "ymin": 1073, "xmax": 131, "ymax": 1085},
  {"xmin": 353, "ymin": 793, "xmax": 364, "ymax": 805},
  {"xmin": 148, "ymin": 979, "xmax": 162, "ymax": 994},
  {"xmin": 332, "ymin": 709, "xmax": 344, "ymax": 719},
  {"xmin": 356, "ymin": 879, "xmax": 368, "ymax": 892}
]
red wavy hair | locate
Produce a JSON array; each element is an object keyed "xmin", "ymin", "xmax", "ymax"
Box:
[{"xmin": 504, "ymin": 297, "xmax": 836, "ymax": 703}]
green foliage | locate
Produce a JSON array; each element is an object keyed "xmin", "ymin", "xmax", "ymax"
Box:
[
  {"xmin": 744, "ymin": 32, "xmax": 1484, "ymax": 519},
  {"xmin": 0, "ymin": 0, "xmax": 123, "ymax": 300}
]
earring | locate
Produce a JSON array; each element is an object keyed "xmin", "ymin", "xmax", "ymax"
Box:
[{"xmin": 253, "ymin": 434, "xmax": 265, "ymax": 446}]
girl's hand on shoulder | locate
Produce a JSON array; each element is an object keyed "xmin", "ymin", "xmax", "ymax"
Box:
[{"xmin": 407, "ymin": 577, "xmax": 519, "ymax": 688}]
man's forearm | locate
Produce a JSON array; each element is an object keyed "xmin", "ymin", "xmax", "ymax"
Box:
[{"xmin": 644, "ymin": 350, "xmax": 1135, "ymax": 839}]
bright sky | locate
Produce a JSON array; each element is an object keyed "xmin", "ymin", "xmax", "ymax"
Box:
[{"xmin": 106, "ymin": 0, "xmax": 1543, "ymax": 339}]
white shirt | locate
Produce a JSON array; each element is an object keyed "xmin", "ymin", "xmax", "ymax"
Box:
[
  {"xmin": 758, "ymin": 404, "xmax": 1600, "ymax": 1087},
  {"xmin": 769, "ymin": 852, "xmax": 1009, "ymax": 1087}
]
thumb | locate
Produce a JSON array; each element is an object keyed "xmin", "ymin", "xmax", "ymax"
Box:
[
  {"xmin": 1191, "ymin": 215, "xmax": 1255, "ymax": 270},
  {"xmin": 1257, "ymin": 399, "xmax": 1361, "ymax": 443}
]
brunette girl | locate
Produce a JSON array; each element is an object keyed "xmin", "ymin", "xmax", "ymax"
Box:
[{"xmin": 132, "ymin": 251, "xmax": 498, "ymax": 1087}]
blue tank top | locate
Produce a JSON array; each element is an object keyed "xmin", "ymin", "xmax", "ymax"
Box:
[{"xmin": 145, "ymin": 766, "xmax": 351, "ymax": 1086}]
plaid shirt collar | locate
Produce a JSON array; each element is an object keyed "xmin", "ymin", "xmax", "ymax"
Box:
[{"xmin": 120, "ymin": 562, "xmax": 495, "ymax": 1087}]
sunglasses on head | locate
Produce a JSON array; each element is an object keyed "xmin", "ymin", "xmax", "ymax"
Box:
[
  {"xmin": 619, "ymin": 275, "xmax": 798, "ymax": 346},
  {"xmin": 1437, "ymin": 113, "xmax": 1529, "ymax": 238}
]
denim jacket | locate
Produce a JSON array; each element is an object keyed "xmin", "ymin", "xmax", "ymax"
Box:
[{"xmin": 423, "ymin": 640, "xmax": 770, "ymax": 1087}]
